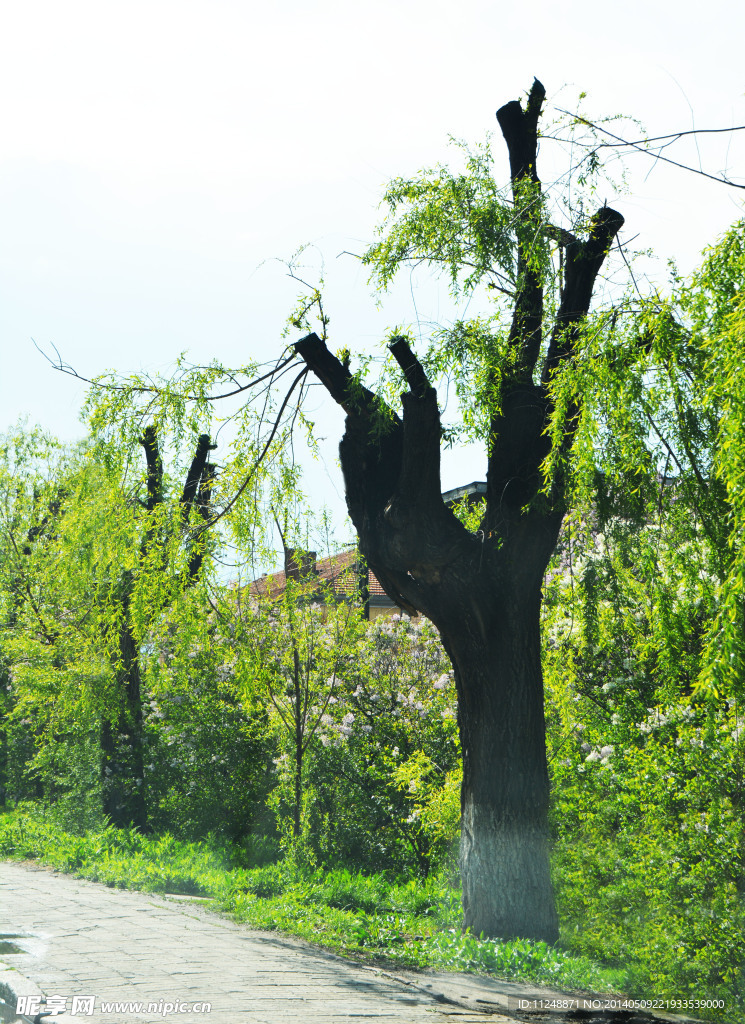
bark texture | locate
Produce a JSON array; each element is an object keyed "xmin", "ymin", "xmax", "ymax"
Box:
[{"xmin": 294, "ymin": 80, "xmax": 623, "ymax": 941}]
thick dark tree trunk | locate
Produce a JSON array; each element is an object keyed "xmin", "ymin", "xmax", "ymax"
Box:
[
  {"xmin": 101, "ymin": 587, "xmax": 147, "ymax": 831},
  {"xmin": 438, "ymin": 570, "xmax": 558, "ymax": 941},
  {"xmin": 293, "ymin": 645, "xmax": 303, "ymax": 838},
  {"xmin": 294, "ymin": 79, "xmax": 622, "ymax": 941}
]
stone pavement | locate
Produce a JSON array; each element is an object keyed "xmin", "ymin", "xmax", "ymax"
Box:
[
  {"xmin": 0, "ymin": 861, "xmax": 703, "ymax": 1024},
  {"xmin": 0, "ymin": 860, "xmax": 555, "ymax": 1024}
]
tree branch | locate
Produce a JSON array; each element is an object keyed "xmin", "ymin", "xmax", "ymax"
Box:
[
  {"xmin": 497, "ymin": 78, "xmax": 545, "ymax": 182},
  {"xmin": 185, "ymin": 461, "xmax": 217, "ymax": 581},
  {"xmin": 195, "ymin": 366, "xmax": 309, "ymax": 534},
  {"xmin": 180, "ymin": 433, "xmax": 218, "ymax": 524},
  {"xmin": 294, "ymin": 333, "xmax": 391, "ymax": 422},
  {"xmin": 552, "ymin": 111, "xmax": 745, "ymax": 191},
  {"xmin": 497, "ymin": 78, "xmax": 546, "ymax": 377},
  {"xmin": 295, "ymin": 331, "xmax": 470, "ymax": 615},
  {"xmin": 34, "ymin": 338, "xmax": 302, "ymax": 402},
  {"xmin": 542, "ymin": 205, "xmax": 624, "ymax": 383},
  {"xmin": 388, "ymin": 336, "xmax": 431, "ymax": 398},
  {"xmin": 388, "ymin": 342, "xmax": 443, "ymax": 512},
  {"xmin": 139, "ymin": 426, "xmax": 163, "ymax": 511}
]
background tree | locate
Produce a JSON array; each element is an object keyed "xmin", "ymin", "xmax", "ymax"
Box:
[
  {"xmin": 0, "ymin": 423, "xmax": 219, "ymax": 830},
  {"xmin": 0, "ymin": 428, "xmax": 69, "ymax": 807},
  {"xmin": 538, "ymin": 214, "xmax": 745, "ymax": 999},
  {"xmin": 237, "ymin": 539, "xmax": 361, "ymax": 845},
  {"xmin": 97, "ymin": 425, "xmax": 217, "ymax": 830},
  {"xmin": 294, "ymin": 79, "xmax": 624, "ymax": 941}
]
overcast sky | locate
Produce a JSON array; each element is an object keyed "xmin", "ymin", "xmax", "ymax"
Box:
[{"xmin": 1, "ymin": 0, "xmax": 744, "ymax": 547}]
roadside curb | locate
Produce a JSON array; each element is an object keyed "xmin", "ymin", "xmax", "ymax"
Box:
[
  {"xmin": 349, "ymin": 966, "xmax": 708, "ymax": 1024},
  {"xmin": 0, "ymin": 963, "xmax": 76, "ymax": 1024}
]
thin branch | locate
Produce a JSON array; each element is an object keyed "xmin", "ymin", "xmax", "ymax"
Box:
[
  {"xmin": 552, "ymin": 112, "xmax": 745, "ymax": 191},
  {"xmin": 194, "ymin": 367, "xmax": 309, "ymax": 534},
  {"xmin": 33, "ymin": 338, "xmax": 301, "ymax": 402},
  {"xmin": 558, "ymin": 119, "xmax": 745, "ymax": 149},
  {"xmin": 6, "ymin": 530, "xmax": 58, "ymax": 645}
]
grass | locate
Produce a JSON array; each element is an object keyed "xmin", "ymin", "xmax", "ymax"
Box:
[{"xmin": 0, "ymin": 804, "xmax": 632, "ymax": 999}]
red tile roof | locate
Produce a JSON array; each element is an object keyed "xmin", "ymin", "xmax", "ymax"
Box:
[{"xmin": 248, "ymin": 548, "xmax": 389, "ymax": 603}]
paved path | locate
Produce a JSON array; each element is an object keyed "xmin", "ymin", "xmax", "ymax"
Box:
[{"xmin": 0, "ymin": 861, "xmax": 523, "ymax": 1024}]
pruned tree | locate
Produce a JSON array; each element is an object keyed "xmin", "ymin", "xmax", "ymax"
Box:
[{"xmin": 294, "ymin": 79, "xmax": 624, "ymax": 941}]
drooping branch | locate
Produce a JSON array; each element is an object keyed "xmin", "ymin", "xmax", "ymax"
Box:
[
  {"xmin": 197, "ymin": 366, "xmax": 308, "ymax": 534},
  {"xmin": 6, "ymin": 527, "xmax": 59, "ymax": 645},
  {"xmin": 35, "ymin": 338, "xmax": 302, "ymax": 402}
]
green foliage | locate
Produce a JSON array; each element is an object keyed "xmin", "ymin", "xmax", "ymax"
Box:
[
  {"xmin": 0, "ymin": 804, "xmax": 619, "ymax": 996},
  {"xmin": 448, "ymin": 494, "xmax": 486, "ymax": 532},
  {"xmin": 364, "ymin": 138, "xmax": 520, "ymax": 299},
  {"xmin": 304, "ymin": 612, "xmax": 461, "ymax": 875},
  {"xmin": 141, "ymin": 596, "xmax": 276, "ymax": 842},
  {"xmin": 543, "ymin": 490, "xmax": 745, "ymax": 1017},
  {"xmin": 201, "ymin": 579, "xmax": 461, "ymax": 875},
  {"xmin": 3, "ymin": 112, "xmax": 745, "ymax": 1020}
]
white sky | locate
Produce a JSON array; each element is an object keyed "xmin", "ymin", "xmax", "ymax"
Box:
[{"xmin": 1, "ymin": 0, "xmax": 744, "ymax": 546}]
